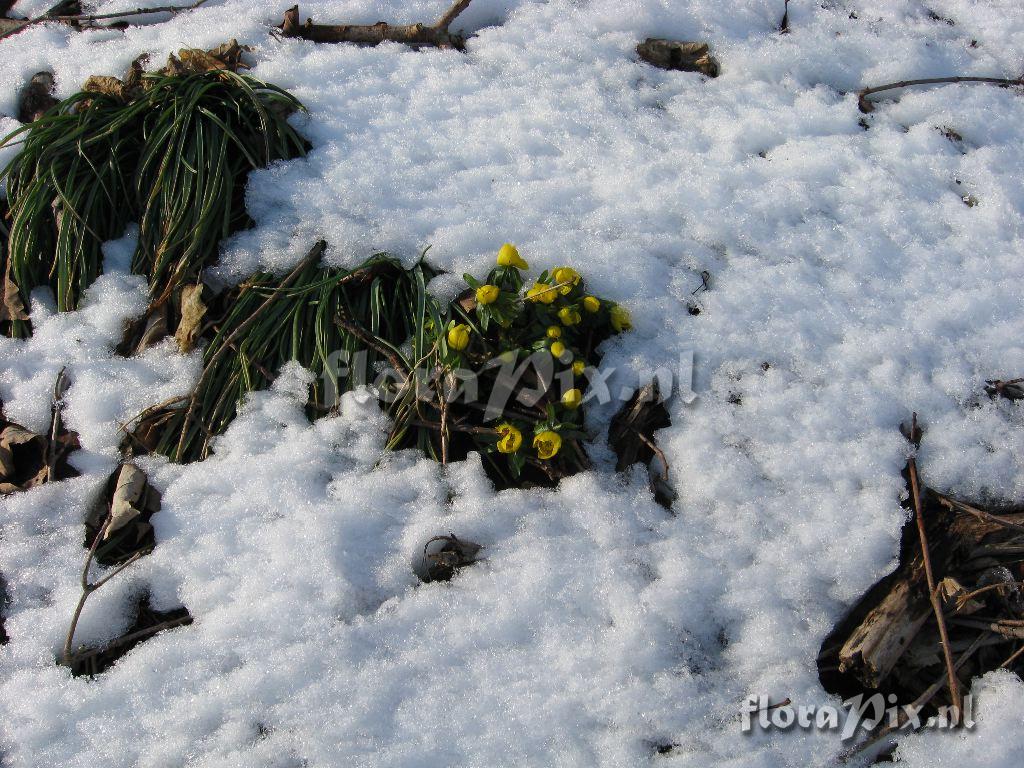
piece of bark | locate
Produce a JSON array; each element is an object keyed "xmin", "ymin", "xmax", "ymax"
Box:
[
  {"xmin": 636, "ymin": 39, "xmax": 720, "ymax": 77},
  {"xmin": 280, "ymin": 4, "xmax": 468, "ymax": 50},
  {"xmin": 17, "ymin": 71, "xmax": 57, "ymax": 122}
]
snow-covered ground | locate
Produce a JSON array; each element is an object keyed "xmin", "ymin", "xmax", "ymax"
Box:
[{"xmin": 2, "ymin": 0, "xmax": 1024, "ymax": 765}]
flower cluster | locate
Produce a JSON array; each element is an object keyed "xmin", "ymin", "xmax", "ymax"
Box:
[{"xmin": 445, "ymin": 243, "xmax": 632, "ymax": 478}]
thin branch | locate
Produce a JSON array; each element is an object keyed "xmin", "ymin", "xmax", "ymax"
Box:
[
  {"xmin": 0, "ymin": 0, "xmax": 208, "ymax": 40},
  {"xmin": 934, "ymin": 492, "xmax": 1024, "ymax": 535},
  {"xmin": 1000, "ymin": 644, "xmax": 1024, "ymax": 669},
  {"xmin": 280, "ymin": 4, "xmax": 469, "ymax": 50},
  {"xmin": 907, "ymin": 441, "xmax": 962, "ymax": 722},
  {"xmin": 434, "ymin": 0, "xmax": 473, "ymax": 31},
  {"xmin": 858, "ymin": 75, "xmax": 1024, "ymax": 113}
]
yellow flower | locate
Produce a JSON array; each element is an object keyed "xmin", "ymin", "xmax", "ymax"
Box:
[
  {"xmin": 553, "ymin": 267, "xmax": 580, "ymax": 295},
  {"xmin": 610, "ymin": 304, "xmax": 632, "ymax": 332},
  {"xmin": 476, "ymin": 284, "xmax": 500, "ymax": 305},
  {"xmin": 447, "ymin": 323, "xmax": 470, "ymax": 351},
  {"xmin": 526, "ymin": 282, "xmax": 557, "ymax": 304},
  {"xmin": 561, "ymin": 388, "xmax": 583, "ymax": 409},
  {"xmin": 546, "ymin": 325, "xmax": 562, "ymax": 340},
  {"xmin": 534, "ymin": 430, "xmax": 562, "ymax": 460},
  {"xmin": 496, "ymin": 423, "xmax": 522, "ymax": 453},
  {"xmin": 550, "ymin": 341, "xmax": 571, "ymax": 361},
  {"xmin": 497, "ymin": 243, "xmax": 529, "ymax": 270},
  {"xmin": 582, "ymin": 296, "xmax": 600, "ymax": 313},
  {"xmin": 558, "ymin": 306, "xmax": 581, "ymax": 326},
  {"xmin": 572, "ymin": 360, "xmax": 586, "ymax": 376}
]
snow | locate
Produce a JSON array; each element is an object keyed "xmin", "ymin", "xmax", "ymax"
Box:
[{"xmin": 2, "ymin": 0, "xmax": 1024, "ymax": 765}]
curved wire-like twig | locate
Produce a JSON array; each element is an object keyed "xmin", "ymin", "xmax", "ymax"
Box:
[{"xmin": 858, "ymin": 75, "xmax": 1024, "ymax": 113}]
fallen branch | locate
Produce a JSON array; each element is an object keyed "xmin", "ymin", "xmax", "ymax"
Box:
[
  {"xmin": 280, "ymin": 1, "xmax": 474, "ymax": 50},
  {"xmin": 0, "ymin": 0, "xmax": 208, "ymax": 40},
  {"xmin": 858, "ymin": 75, "xmax": 1024, "ymax": 113}
]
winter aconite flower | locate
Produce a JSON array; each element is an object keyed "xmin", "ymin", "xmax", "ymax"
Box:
[
  {"xmin": 546, "ymin": 325, "xmax": 562, "ymax": 340},
  {"xmin": 534, "ymin": 430, "xmax": 562, "ymax": 460},
  {"xmin": 553, "ymin": 267, "xmax": 580, "ymax": 295},
  {"xmin": 476, "ymin": 284, "xmax": 500, "ymax": 305},
  {"xmin": 561, "ymin": 388, "xmax": 582, "ymax": 409},
  {"xmin": 550, "ymin": 341, "xmax": 570, "ymax": 361},
  {"xmin": 527, "ymin": 282, "xmax": 557, "ymax": 304},
  {"xmin": 558, "ymin": 306, "xmax": 581, "ymax": 326},
  {"xmin": 582, "ymin": 296, "xmax": 600, "ymax": 313},
  {"xmin": 572, "ymin": 360, "xmax": 586, "ymax": 376},
  {"xmin": 496, "ymin": 423, "xmax": 523, "ymax": 453},
  {"xmin": 497, "ymin": 243, "xmax": 529, "ymax": 270},
  {"xmin": 448, "ymin": 323, "xmax": 470, "ymax": 351},
  {"xmin": 610, "ymin": 304, "xmax": 632, "ymax": 332}
]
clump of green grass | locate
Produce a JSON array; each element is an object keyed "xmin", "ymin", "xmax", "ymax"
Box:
[
  {"xmin": 130, "ymin": 242, "xmax": 433, "ymax": 463},
  {"xmin": 132, "ymin": 70, "xmax": 307, "ymax": 307},
  {"xmin": 0, "ymin": 63, "xmax": 307, "ymax": 338},
  {"xmin": 1, "ymin": 91, "xmax": 143, "ymax": 335}
]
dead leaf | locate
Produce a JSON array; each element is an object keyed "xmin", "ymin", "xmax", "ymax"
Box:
[
  {"xmin": 636, "ymin": 39, "xmax": 720, "ymax": 77},
  {"xmin": 105, "ymin": 463, "xmax": 147, "ymax": 539},
  {"xmin": 174, "ymin": 284, "xmax": 207, "ymax": 354},
  {"xmin": 2, "ymin": 258, "xmax": 29, "ymax": 323}
]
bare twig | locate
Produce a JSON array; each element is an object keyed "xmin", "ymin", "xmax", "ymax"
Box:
[
  {"xmin": 858, "ymin": 75, "xmax": 1024, "ymax": 113},
  {"xmin": 934, "ymin": 493, "xmax": 1024, "ymax": 535},
  {"xmin": 434, "ymin": 0, "xmax": 473, "ymax": 30},
  {"xmin": 907, "ymin": 419, "xmax": 962, "ymax": 722},
  {"xmin": 0, "ymin": 0, "xmax": 208, "ymax": 41},
  {"xmin": 999, "ymin": 644, "xmax": 1024, "ymax": 669}
]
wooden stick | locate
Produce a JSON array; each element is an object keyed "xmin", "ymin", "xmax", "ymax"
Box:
[
  {"xmin": 908, "ymin": 449, "xmax": 962, "ymax": 723},
  {"xmin": 0, "ymin": 0, "xmax": 207, "ymax": 40},
  {"xmin": 280, "ymin": 3, "xmax": 471, "ymax": 50},
  {"xmin": 858, "ymin": 75, "xmax": 1024, "ymax": 113}
]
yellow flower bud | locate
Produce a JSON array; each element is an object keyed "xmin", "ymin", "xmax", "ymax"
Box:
[
  {"xmin": 496, "ymin": 423, "xmax": 523, "ymax": 453},
  {"xmin": 447, "ymin": 323, "xmax": 470, "ymax": 351},
  {"xmin": 561, "ymin": 388, "xmax": 582, "ymax": 409},
  {"xmin": 549, "ymin": 341, "xmax": 570, "ymax": 361},
  {"xmin": 546, "ymin": 325, "xmax": 562, "ymax": 340},
  {"xmin": 582, "ymin": 296, "xmax": 600, "ymax": 313},
  {"xmin": 476, "ymin": 284, "xmax": 500, "ymax": 305},
  {"xmin": 533, "ymin": 430, "xmax": 562, "ymax": 460},
  {"xmin": 497, "ymin": 243, "xmax": 529, "ymax": 270},
  {"xmin": 558, "ymin": 306, "xmax": 581, "ymax": 326},
  {"xmin": 526, "ymin": 282, "xmax": 557, "ymax": 304},
  {"xmin": 610, "ymin": 304, "xmax": 632, "ymax": 332},
  {"xmin": 552, "ymin": 267, "xmax": 580, "ymax": 295},
  {"xmin": 572, "ymin": 360, "xmax": 586, "ymax": 376}
]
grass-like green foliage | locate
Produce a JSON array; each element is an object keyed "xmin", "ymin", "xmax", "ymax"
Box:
[
  {"xmin": 133, "ymin": 71, "xmax": 307, "ymax": 307},
  {"xmin": 1, "ymin": 92, "xmax": 142, "ymax": 334},
  {"xmin": 132, "ymin": 243, "xmax": 434, "ymax": 463},
  {"xmin": 0, "ymin": 69, "xmax": 306, "ymax": 337}
]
